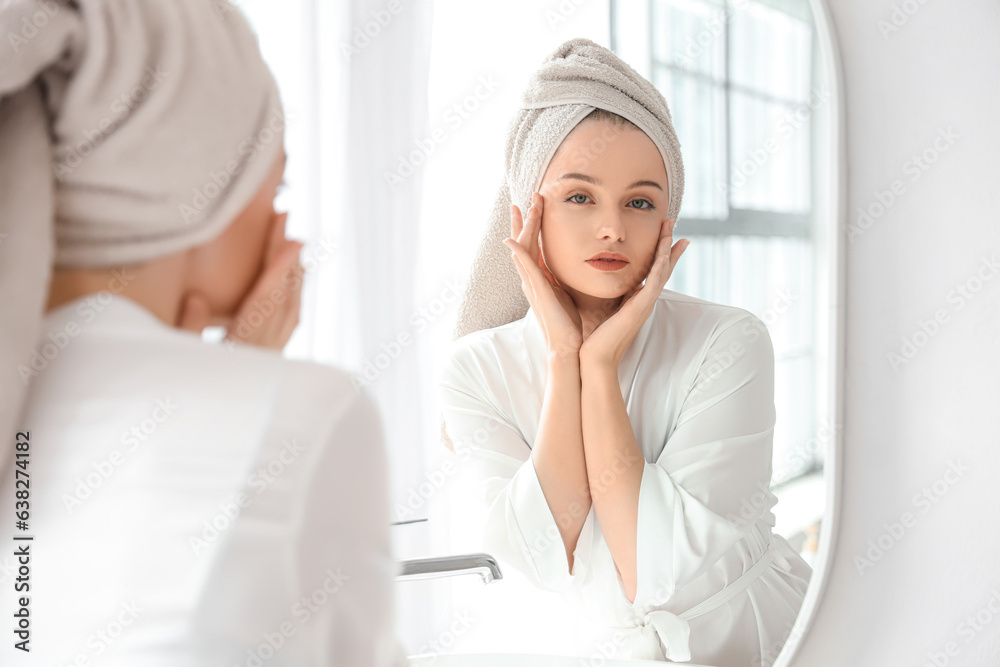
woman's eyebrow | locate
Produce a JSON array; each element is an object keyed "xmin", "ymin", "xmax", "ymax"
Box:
[
  {"xmin": 558, "ymin": 173, "xmax": 663, "ymax": 191},
  {"xmin": 628, "ymin": 179, "xmax": 663, "ymax": 191},
  {"xmin": 558, "ymin": 172, "xmax": 599, "ymax": 185}
]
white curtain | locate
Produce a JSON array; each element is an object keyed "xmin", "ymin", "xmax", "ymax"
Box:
[{"xmin": 240, "ymin": 0, "xmax": 436, "ymax": 652}]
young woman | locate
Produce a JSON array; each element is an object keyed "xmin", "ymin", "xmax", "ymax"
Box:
[
  {"xmin": 437, "ymin": 39, "xmax": 812, "ymax": 665},
  {"xmin": 0, "ymin": 1, "xmax": 404, "ymax": 664}
]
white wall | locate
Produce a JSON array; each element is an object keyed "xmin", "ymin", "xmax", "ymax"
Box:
[{"xmin": 788, "ymin": 1, "xmax": 1000, "ymax": 665}]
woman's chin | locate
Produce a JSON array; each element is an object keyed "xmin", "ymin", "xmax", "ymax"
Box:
[{"xmin": 566, "ymin": 280, "xmax": 633, "ymax": 301}]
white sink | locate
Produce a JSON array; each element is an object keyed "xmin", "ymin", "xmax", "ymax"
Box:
[{"xmin": 407, "ymin": 653, "xmax": 718, "ymax": 666}]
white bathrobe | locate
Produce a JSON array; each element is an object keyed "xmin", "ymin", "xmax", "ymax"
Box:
[
  {"xmin": 437, "ymin": 289, "xmax": 812, "ymax": 665},
  {"xmin": 0, "ymin": 294, "xmax": 407, "ymax": 667}
]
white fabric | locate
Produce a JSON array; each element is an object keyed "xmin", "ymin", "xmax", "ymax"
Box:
[
  {"xmin": 0, "ymin": 0, "xmax": 284, "ymax": 479},
  {"xmin": 0, "ymin": 294, "xmax": 407, "ymax": 667},
  {"xmin": 437, "ymin": 289, "xmax": 813, "ymax": 665}
]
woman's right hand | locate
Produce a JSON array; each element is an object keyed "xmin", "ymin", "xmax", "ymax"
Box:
[
  {"xmin": 504, "ymin": 191, "xmax": 583, "ymax": 356},
  {"xmin": 223, "ymin": 210, "xmax": 304, "ymax": 350},
  {"xmin": 178, "ymin": 210, "xmax": 304, "ymax": 351}
]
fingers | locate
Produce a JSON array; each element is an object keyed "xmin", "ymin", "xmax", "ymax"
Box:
[
  {"xmin": 523, "ymin": 192, "xmax": 543, "ymax": 264},
  {"xmin": 509, "ymin": 252, "xmax": 535, "ymax": 303},
  {"xmin": 265, "ymin": 211, "xmax": 290, "ymax": 265},
  {"xmin": 258, "ymin": 240, "xmax": 304, "ymax": 299},
  {"xmin": 510, "ymin": 204, "xmax": 523, "ymax": 241},
  {"xmin": 506, "ymin": 235, "xmax": 560, "ymax": 312},
  {"xmin": 278, "ymin": 257, "xmax": 304, "ymax": 343},
  {"xmin": 665, "ymin": 219, "xmax": 689, "ymax": 273},
  {"xmin": 226, "ymin": 238, "xmax": 305, "ymax": 350},
  {"xmin": 177, "ymin": 292, "xmax": 212, "ymax": 333},
  {"xmin": 504, "ymin": 237, "xmax": 536, "ymax": 303},
  {"xmin": 650, "ymin": 219, "xmax": 689, "ymax": 290},
  {"xmin": 510, "ymin": 193, "xmax": 543, "ymax": 265}
]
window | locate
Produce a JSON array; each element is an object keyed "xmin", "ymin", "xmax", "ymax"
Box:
[{"xmin": 612, "ymin": 0, "xmax": 827, "ymax": 487}]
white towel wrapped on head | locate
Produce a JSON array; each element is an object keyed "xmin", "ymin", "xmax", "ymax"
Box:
[
  {"xmin": 451, "ymin": 37, "xmax": 686, "ymax": 342},
  {"xmin": 0, "ymin": 0, "xmax": 283, "ymax": 452}
]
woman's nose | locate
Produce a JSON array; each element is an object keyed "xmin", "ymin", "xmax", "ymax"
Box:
[{"xmin": 596, "ymin": 210, "xmax": 626, "ymax": 240}]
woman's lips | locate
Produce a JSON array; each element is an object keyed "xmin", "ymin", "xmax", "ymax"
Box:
[{"xmin": 586, "ymin": 258, "xmax": 629, "ymax": 272}]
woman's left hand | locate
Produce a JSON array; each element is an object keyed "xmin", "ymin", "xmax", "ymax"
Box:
[
  {"xmin": 579, "ymin": 218, "xmax": 689, "ymax": 367},
  {"xmin": 178, "ymin": 211, "xmax": 304, "ymax": 350}
]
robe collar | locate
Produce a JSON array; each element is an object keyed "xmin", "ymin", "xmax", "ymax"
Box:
[{"xmin": 41, "ymin": 292, "xmax": 188, "ymax": 340}]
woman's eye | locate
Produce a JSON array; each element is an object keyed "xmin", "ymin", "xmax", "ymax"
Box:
[
  {"xmin": 628, "ymin": 198, "xmax": 654, "ymax": 210},
  {"xmin": 567, "ymin": 193, "xmax": 591, "ymax": 204}
]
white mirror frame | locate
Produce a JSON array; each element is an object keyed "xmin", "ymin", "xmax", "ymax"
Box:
[{"xmin": 773, "ymin": 0, "xmax": 845, "ymax": 665}]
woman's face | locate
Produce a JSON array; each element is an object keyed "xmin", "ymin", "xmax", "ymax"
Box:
[
  {"xmin": 537, "ymin": 118, "xmax": 670, "ymax": 304},
  {"xmin": 188, "ymin": 150, "xmax": 287, "ymax": 317}
]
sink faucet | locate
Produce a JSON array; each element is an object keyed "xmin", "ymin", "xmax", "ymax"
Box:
[{"xmin": 396, "ymin": 553, "xmax": 503, "ymax": 585}]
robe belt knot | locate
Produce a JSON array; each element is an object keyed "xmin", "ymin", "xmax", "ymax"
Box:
[
  {"xmin": 636, "ymin": 608, "xmax": 692, "ymax": 662},
  {"xmin": 632, "ymin": 527, "xmax": 792, "ymax": 661}
]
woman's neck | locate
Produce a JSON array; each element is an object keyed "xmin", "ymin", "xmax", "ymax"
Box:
[
  {"xmin": 45, "ymin": 254, "xmax": 188, "ymax": 328},
  {"xmin": 570, "ymin": 289, "xmax": 625, "ymax": 329}
]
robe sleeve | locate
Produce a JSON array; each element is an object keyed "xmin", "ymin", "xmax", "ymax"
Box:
[
  {"xmin": 437, "ymin": 341, "xmax": 595, "ymax": 594},
  {"xmin": 630, "ymin": 312, "xmax": 777, "ymax": 609}
]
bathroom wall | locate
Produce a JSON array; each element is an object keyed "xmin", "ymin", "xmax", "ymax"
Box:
[{"xmin": 788, "ymin": 1, "xmax": 1000, "ymax": 665}]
